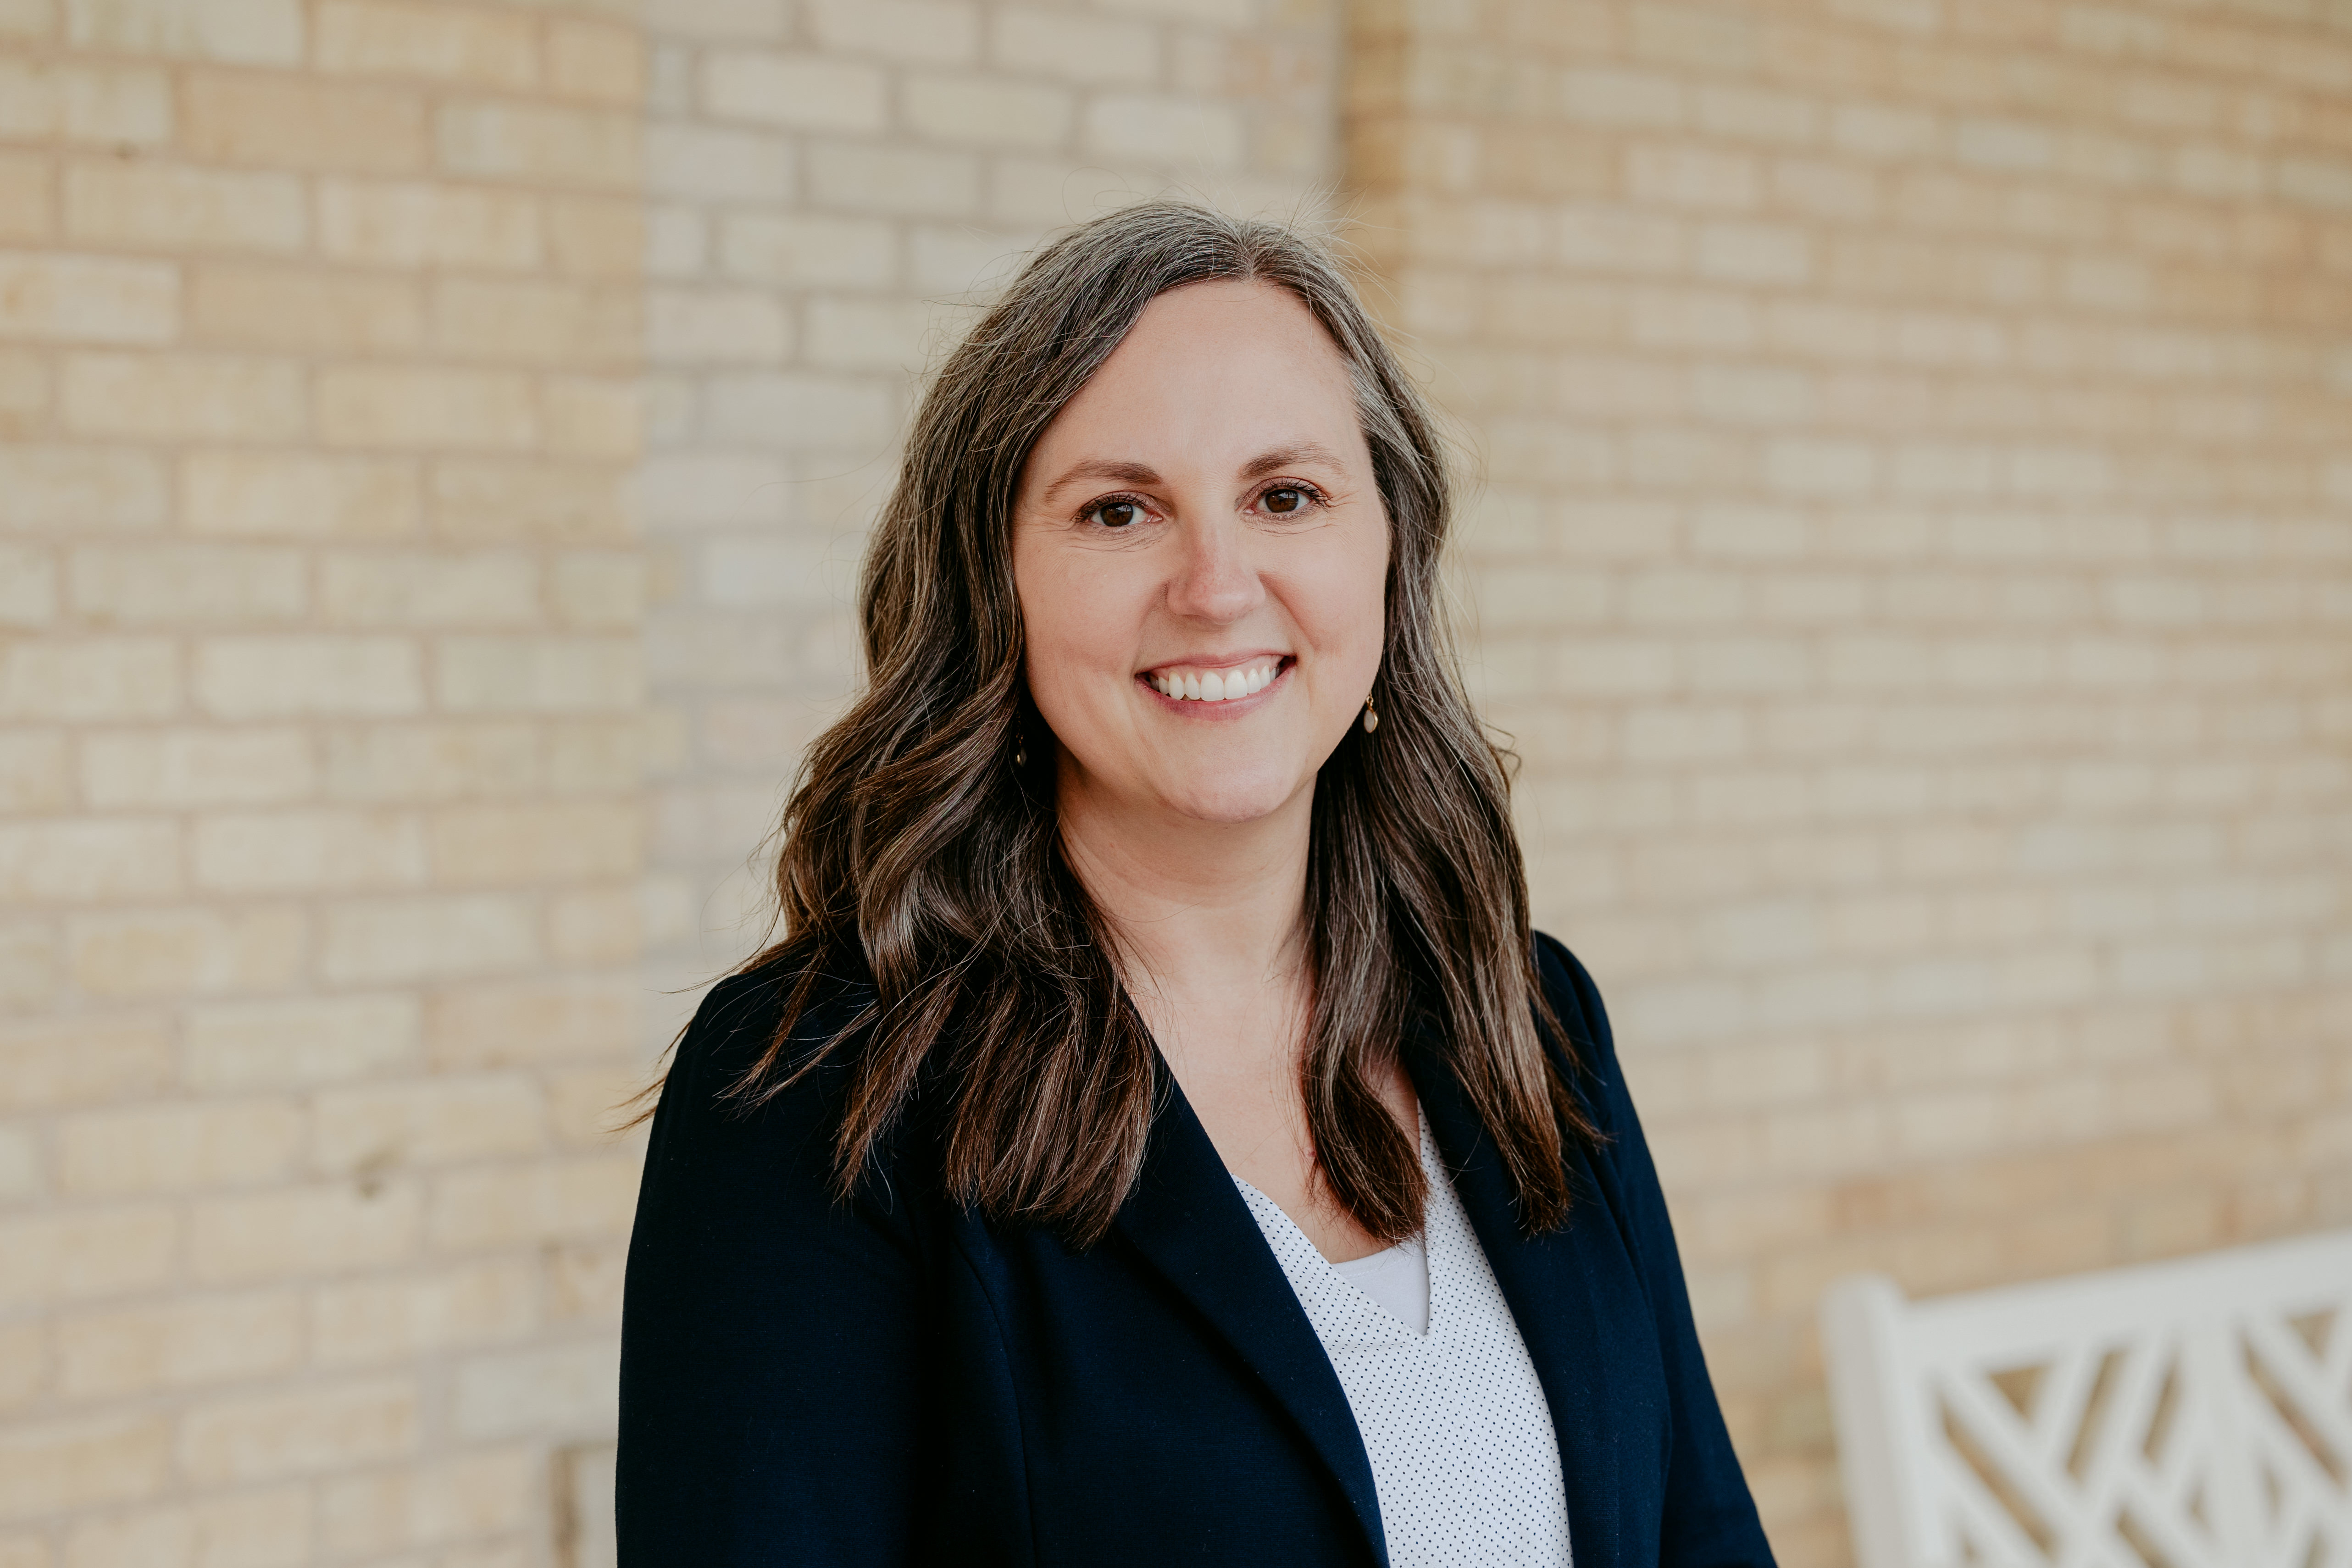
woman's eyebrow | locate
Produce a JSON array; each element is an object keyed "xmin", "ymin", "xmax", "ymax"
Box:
[
  {"xmin": 1039, "ymin": 458, "xmax": 1162, "ymax": 500},
  {"xmin": 1239, "ymin": 442, "xmax": 1347, "ymax": 480}
]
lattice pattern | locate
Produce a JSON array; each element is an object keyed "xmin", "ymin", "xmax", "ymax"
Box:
[{"xmin": 1824, "ymin": 1230, "xmax": 2352, "ymax": 1568}]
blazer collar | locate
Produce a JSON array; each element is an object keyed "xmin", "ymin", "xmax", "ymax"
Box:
[
  {"xmin": 1111, "ymin": 1082, "xmax": 1390, "ymax": 1566},
  {"xmin": 1406, "ymin": 1041, "xmax": 1628, "ymax": 1568}
]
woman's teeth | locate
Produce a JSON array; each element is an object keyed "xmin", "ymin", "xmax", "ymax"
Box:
[{"xmin": 1150, "ymin": 662, "xmax": 1278, "ymax": 703}]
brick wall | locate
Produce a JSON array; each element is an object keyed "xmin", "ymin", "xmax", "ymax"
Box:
[
  {"xmin": 635, "ymin": 0, "xmax": 1342, "ymax": 1033},
  {"xmin": 7, "ymin": 0, "xmax": 2349, "ymax": 1562},
  {"xmin": 1349, "ymin": 1, "xmax": 2352, "ymax": 1558},
  {"xmin": 0, "ymin": 0, "xmax": 649, "ymax": 1561}
]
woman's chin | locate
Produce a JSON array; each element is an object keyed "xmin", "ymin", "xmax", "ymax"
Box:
[{"xmin": 1148, "ymin": 765, "xmax": 1310, "ymax": 828}]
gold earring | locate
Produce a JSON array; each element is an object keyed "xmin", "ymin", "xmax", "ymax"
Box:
[
  {"xmin": 1362, "ymin": 697, "xmax": 1378, "ymax": 734},
  {"xmin": 1014, "ymin": 735, "xmax": 1028, "ymax": 768}
]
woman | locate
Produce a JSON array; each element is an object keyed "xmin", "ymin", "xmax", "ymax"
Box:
[{"xmin": 618, "ymin": 203, "xmax": 1774, "ymax": 1567}]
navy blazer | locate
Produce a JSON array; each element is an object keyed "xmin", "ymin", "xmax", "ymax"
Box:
[{"xmin": 617, "ymin": 934, "xmax": 1774, "ymax": 1566}]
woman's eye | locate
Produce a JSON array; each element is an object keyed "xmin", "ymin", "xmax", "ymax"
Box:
[
  {"xmin": 1263, "ymin": 487, "xmax": 1308, "ymax": 515},
  {"xmin": 1088, "ymin": 499, "xmax": 1142, "ymax": 528}
]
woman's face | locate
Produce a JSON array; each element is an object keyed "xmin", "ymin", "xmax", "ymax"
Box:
[{"xmin": 1012, "ymin": 279, "xmax": 1389, "ymax": 828}]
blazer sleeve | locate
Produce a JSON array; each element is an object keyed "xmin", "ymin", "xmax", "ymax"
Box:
[
  {"xmin": 616, "ymin": 969, "xmax": 935, "ymax": 1567},
  {"xmin": 1537, "ymin": 933, "xmax": 1778, "ymax": 1568}
]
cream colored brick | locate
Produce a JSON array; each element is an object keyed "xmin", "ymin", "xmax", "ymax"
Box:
[
  {"xmin": 0, "ymin": 638, "xmax": 176, "ymax": 721},
  {"xmin": 316, "ymin": 0, "xmax": 536, "ymax": 88},
  {"xmin": 0, "ymin": 1014, "xmax": 169, "ymax": 1110},
  {"xmin": 0, "ymin": 59, "xmax": 172, "ymax": 145},
  {"xmin": 0, "ymin": 346, "xmax": 46, "ymax": 437},
  {"xmin": 180, "ymin": 1377, "xmax": 418, "ymax": 1484},
  {"xmin": 989, "ymin": 8, "xmax": 1156, "ymax": 84},
  {"xmin": 320, "ymin": 549, "xmax": 539, "ymax": 627},
  {"xmin": 184, "ymin": 992, "xmax": 420, "ymax": 1090},
  {"xmin": 0, "ymin": 446, "xmax": 166, "ymax": 532},
  {"xmin": 0, "ymin": 818, "xmax": 178, "ymax": 902},
  {"xmin": 184, "ymin": 72, "xmax": 425, "ymax": 172},
  {"xmin": 54, "ymin": 1290, "xmax": 303, "ymax": 1395},
  {"xmin": 68, "ymin": 904, "xmax": 305, "ymax": 997},
  {"xmin": 451, "ymin": 1338, "xmax": 615, "ymax": 1438},
  {"xmin": 0, "ymin": 250, "xmax": 177, "ymax": 345},
  {"xmin": 542, "ymin": 375, "xmax": 639, "ymax": 458},
  {"xmin": 70, "ymin": 546, "xmax": 305, "ymax": 625},
  {"xmin": 191, "ymin": 1183, "xmax": 419, "ymax": 1284},
  {"xmin": 429, "ymin": 460, "xmax": 631, "ymax": 545},
  {"xmin": 0, "ymin": 730, "xmax": 69, "ymax": 809},
  {"xmin": 549, "ymin": 551, "xmax": 641, "ymax": 628},
  {"xmin": 648, "ymin": 285, "xmax": 789, "ymax": 363},
  {"xmin": 717, "ymin": 211, "xmax": 895, "ymax": 287},
  {"xmin": 546, "ymin": 716, "xmax": 640, "ymax": 794},
  {"xmin": 189, "ymin": 266, "xmax": 423, "ymax": 353},
  {"xmin": 701, "ymin": 51, "xmax": 886, "ymax": 133},
  {"xmin": 318, "ymin": 719, "xmax": 538, "ymax": 802},
  {"xmin": 316, "ymin": 1445, "xmax": 535, "ymax": 1556},
  {"xmin": 1081, "ymin": 94, "xmax": 1245, "ymax": 168},
  {"xmin": 545, "ymin": 194, "xmax": 643, "ymax": 279},
  {"xmin": 184, "ymin": 451, "xmax": 421, "ymax": 540},
  {"xmin": 427, "ymin": 801, "xmax": 640, "ymax": 887},
  {"xmin": 86, "ymin": 729, "xmax": 313, "ymax": 818},
  {"xmin": 705, "ymin": 369, "xmax": 893, "ymax": 450},
  {"xmin": 0, "ymin": 545, "xmax": 55, "ymax": 627},
  {"xmin": 645, "ymin": 122, "xmax": 792, "ymax": 201},
  {"xmin": 550, "ymin": 883, "xmax": 636, "ymax": 966},
  {"xmin": 429, "ymin": 1154, "xmax": 637, "ymax": 1249},
  {"xmin": 317, "ymin": 365, "xmax": 537, "ymax": 451},
  {"xmin": 60, "ymin": 1489, "xmax": 311, "ymax": 1568},
  {"xmin": 546, "ymin": 1237, "xmax": 624, "ymax": 1324},
  {"xmin": 313, "ymin": 1075, "xmax": 544, "ymax": 1174},
  {"xmin": 0, "ymin": 1316, "xmax": 42, "ymax": 1408},
  {"xmin": 192, "ymin": 807, "xmax": 427, "ymax": 893},
  {"xmin": 311, "ymin": 1258, "xmax": 537, "ymax": 1366},
  {"xmin": 62, "ymin": 353, "xmax": 305, "ymax": 441},
  {"xmin": 547, "ymin": 17, "xmax": 643, "ymax": 103},
  {"xmin": 436, "ymin": 100, "xmax": 638, "ymax": 189},
  {"xmin": 429, "ymin": 277, "xmax": 636, "ymax": 366},
  {"xmin": 0, "ymin": 1204, "xmax": 175, "ymax": 1308},
  {"xmin": 547, "ymin": 1064, "xmax": 637, "ymax": 1148},
  {"xmin": 0, "ymin": 1414, "xmax": 171, "ymax": 1522},
  {"xmin": 904, "ymin": 72, "xmax": 1071, "ymax": 150},
  {"xmin": 0, "ymin": 920, "xmax": 55, "ymax": 1012},
  {"xmin": 434, "ymin": 635, "xmax": 640, "ymax": 714},
  {"xmin": 808, "ymin": 0, "xmax": 976, "ymax": 64},
  {"xmin": 804, "ymin": 295, "xmax": 939, "ymax": 371},
  {"xmin": 317, "ymin": 177, "xmax": 541, "ymax": 269},
  {"xmin": 805, "ymin": 142, "xmax": 977, "ymax": 216},
  {"xmin": 321, "ymin": 894, "xmax": 539, "ymax": 982},
  {"xmin": 425, "ymin": 979, "xmax": 635, "ymax": 1069},
  {"xmin": 62, "ymin": 161, "xmax": 305, "ymax": 254},
  {"xmin": 64, "ymin": 0, "xmax": 301, "ymax": 63},
  {"xmin": 194, "ymin": 637, "xmax": 423, "ymax": 720},
  {"xmin": 0, "ymin": 154, "xmax": 50, "ymax": 244}
]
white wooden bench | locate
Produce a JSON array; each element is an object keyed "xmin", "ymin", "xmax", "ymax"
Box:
[{"xmin": 1820, "ymin": 1228, "xmax": 2352, "ymax": 1568}]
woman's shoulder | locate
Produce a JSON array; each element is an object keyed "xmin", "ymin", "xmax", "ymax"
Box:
[{"xmin": 657, "ymin": 948, "xmax": 879, "ymax": 1137}]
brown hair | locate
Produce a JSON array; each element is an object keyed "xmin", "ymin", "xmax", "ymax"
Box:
[{"xmin": 710, "ymin": 200, "xmax": 1592, "ymax": 1245}]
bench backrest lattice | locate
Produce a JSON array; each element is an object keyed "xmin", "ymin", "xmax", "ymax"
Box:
[{"xmin": 1821, "ymin": 1229, "xmax": 2352, "ymax": 1568}]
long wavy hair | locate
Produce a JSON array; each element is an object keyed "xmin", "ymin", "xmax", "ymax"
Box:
[{"xmin": 709, "ymin": 201, "xmax": 1592, "ymax": 1246}]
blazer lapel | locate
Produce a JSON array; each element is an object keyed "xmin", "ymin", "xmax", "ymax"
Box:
[
  {"xmin": 1408, "ymin": 1048, "xmax": 1629, "ymax": 1568},
  {"xmin": 1112, "ymin": 1084, "xmax": 1389, "ymax": 1566}
]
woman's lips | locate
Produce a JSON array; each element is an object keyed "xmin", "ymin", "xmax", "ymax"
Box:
[{"xmin": 1137, "ymin": 657, "xmax": 1290, "ymax": 705}]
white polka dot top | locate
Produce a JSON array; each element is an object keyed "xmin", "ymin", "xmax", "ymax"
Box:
[{"xmin": 1234, "ymin": 1115, "xmax": 1573, "ymax": 1568}]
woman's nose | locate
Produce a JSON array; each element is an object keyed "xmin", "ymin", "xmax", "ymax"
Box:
[{"xmin": 1163, "ymin": 515, "xmax": 1263, "ymax": 623}]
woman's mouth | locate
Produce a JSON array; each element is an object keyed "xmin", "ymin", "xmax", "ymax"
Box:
[{"xmin": 1138, "ymin": 657, "xmax": 1288, "ymax": 704}]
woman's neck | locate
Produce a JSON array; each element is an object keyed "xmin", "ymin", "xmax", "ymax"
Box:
[{"xmin": 1054, "ymin": 767, "xmax": 1315, "ymax": 1005}]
